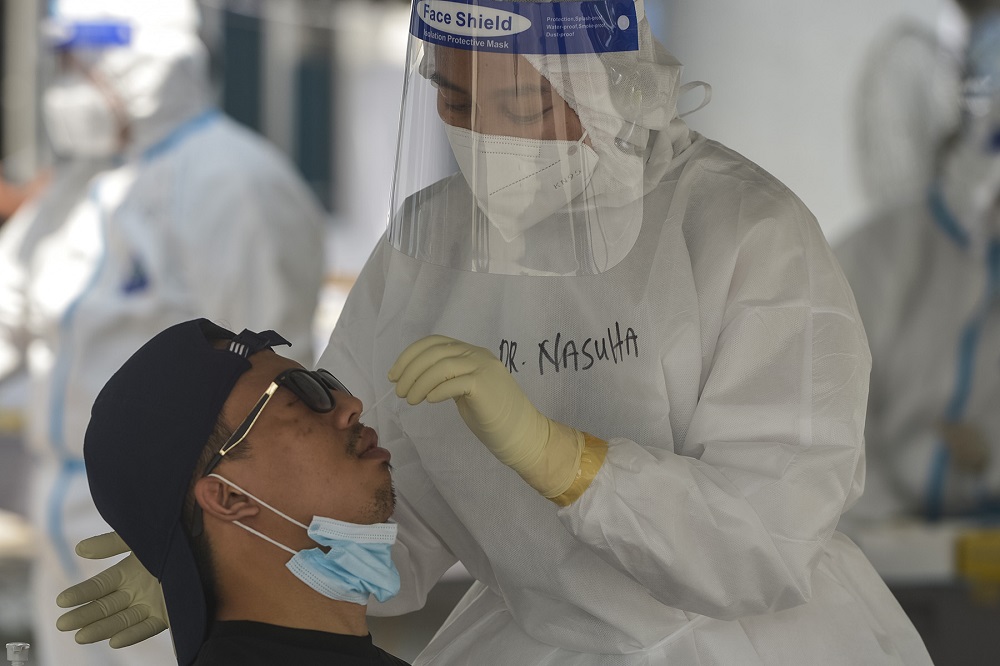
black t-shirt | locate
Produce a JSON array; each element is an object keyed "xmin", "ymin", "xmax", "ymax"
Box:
[{"xmin": 192, "ymin": 620, "xmax": 411, "ymax": 665}]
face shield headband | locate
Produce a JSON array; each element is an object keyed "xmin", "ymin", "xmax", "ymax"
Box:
[{"xmin": 44, "ymin": 18, "xmax": 134, "ymax": 49}]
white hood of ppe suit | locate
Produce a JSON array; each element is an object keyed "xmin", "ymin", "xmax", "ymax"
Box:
[
  {"xmin": 519, "ymin": 0, "xmax": 693, "ymax": 266},
  {"xmin": 49, "ymin": 0, "xmax": 213, "ymax": 158},
  {"xmin": 521, "ymin": 2, "xmax": 692, "ymax": 208}
]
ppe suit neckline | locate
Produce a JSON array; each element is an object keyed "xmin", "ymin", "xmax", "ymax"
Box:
[
  {"xmin": 929, "ymin": 184, "xmax": 1000, "ymax": 258},
  {"xmin": 929, "ymin": 185, "xmax": 972, "ymax": 250},
  {"xmin": 134, "ymin": 108, "xmax": 219, "ymax": 162}
]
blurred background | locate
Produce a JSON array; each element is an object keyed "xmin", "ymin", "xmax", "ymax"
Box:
[{"xmin": 2, "ymin": 0, "xmax": 998, "ymax": 663}]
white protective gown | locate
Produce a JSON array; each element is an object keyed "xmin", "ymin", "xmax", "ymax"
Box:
[
  {"xmin": 0, "ymin": 56, "xmax": 325, "ymax": 666},
  {"xmin": 835, "ymin": 189, "xmax": 1000, "ymax": 527},
  {"xmin": 321, "ymin": 126, "xmax": 932, "ymax": 663}
]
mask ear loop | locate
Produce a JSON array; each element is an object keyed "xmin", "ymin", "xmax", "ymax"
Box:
[
  {"xmin": 208, "ymin": 473, "xmax": 309, "ymax": 528},
  {"xmin": 207, "ymin": 473, "xmax": 311, "ymax": 556},
  {"xmin": 231, "ymin": 520, "xmax": 299, "ymax": 556},
  {"xmin": 567, "ymin": 130, "xmax": 590, "ymax": 156},
  {"xmin": 679, "ymin": 81, "xmax": 713, "ymax": 118}
]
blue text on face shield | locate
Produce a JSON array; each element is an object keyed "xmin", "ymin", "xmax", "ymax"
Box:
[
  {"xmin": 411, "ymin": 0, "xmax": 639, "ymax": 55},
  {"xmin": 422, "ymin": 3, "xmax": 516, "ymax": 31}
]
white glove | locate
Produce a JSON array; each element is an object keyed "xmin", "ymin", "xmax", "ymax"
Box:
[
  {"xmin": 389, "ymin": 335, "xmax": 587, "ymax": 498},
  {"xmin": 55, "ymin": 532, "xmax": 169, "ymax": 648}
]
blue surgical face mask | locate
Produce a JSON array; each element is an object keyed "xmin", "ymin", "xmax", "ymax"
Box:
[{"xmin": 208, "ymin": 474, "xmax": 400, "ymax": 605}]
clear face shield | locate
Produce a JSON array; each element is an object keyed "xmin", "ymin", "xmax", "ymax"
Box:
[
  {"xmin": 388, "ymin": 0, "xmax": 647, "ymax": 276},
  {"xmin": 40, "ymin": 15, "xmax": 135, "ymax": 159}
]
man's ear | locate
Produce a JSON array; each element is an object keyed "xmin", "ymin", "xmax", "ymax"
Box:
[{"xmin": 194, "ymin": 476, "xmax": 261, "ymax": 523}]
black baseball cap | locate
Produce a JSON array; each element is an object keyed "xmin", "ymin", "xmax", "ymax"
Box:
[{"xmin": 84, "ymin": 318, "xmax": 290, "ymax": 666}]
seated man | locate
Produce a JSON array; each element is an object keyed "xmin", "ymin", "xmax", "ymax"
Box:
[{"xmin": 74, "ymin": 318, "xmax": 407, "ymax": 666}]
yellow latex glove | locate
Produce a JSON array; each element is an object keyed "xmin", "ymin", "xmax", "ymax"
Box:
[
  {"xmin": 55, "ymin": 532, "xmax": 169, "ymax": 648},
  {"xmin": 389, "ymin": 335, "xmax": 588, "ymax": 499}
]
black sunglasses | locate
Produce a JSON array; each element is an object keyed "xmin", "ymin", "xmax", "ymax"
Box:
[{"xmin": 200, "ymin": 368, "xmax": 351, "ymax": 478}]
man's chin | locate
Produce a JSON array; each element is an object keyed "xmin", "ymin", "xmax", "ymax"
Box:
[{"xmin": 371, "ymin": 481, "xmax": 396, "ymax": 523}]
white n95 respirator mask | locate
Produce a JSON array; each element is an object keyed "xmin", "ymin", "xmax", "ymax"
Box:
[
  {"xmin": 43, "ymin": 72, "xmax": 122, "ymax": 158},
  {"xmin": 445, "ymin": 125, "xmax": 599, "ymax": 241}
]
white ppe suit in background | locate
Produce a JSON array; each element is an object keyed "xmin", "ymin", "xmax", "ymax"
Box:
[
  {"xmin": 0, "ymin": 2, "xmax": 326, "ymax": 664},
  {"xmin": 854, "ymin": 5, "xmax": 966, "ymax": 212},
  {"xmin": 835, "ymin": 84, "xmax": 1000, "ymax": 528},
  {"xmin": 320, "ymin": 1, "xmax": 932, "ymax": 663}
]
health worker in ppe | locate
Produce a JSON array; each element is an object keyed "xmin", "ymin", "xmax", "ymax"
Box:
[
  {"xmin": 836, "ymin": 11, "xmax": 1000, "ymax": 529},
  {"xmin": 854, "ymin": 0, "xmax": 1000, "ymax": 214},
  {"xmin": 0, "ymin": 1, "xmax": 326, "ymax": 665},
  {"xmin": 55, "ymin": 0, "xmax": 931, "ymax": 663}
]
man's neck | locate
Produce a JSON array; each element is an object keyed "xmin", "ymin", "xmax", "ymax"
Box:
[{"xmin": 215, "ymin": 561, "xmax": 369, "ymax": 636}]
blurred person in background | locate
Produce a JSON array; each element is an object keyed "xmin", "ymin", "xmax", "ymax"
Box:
[
  {"xmin": 853, "ymin": 0, "xmax": 1000, "ymax": 212},
  {"xmin": 0, "ymin": 0, "xmax": 326, "ymax": 664},
  {"xmin": 836, "ymin": 4, "xmax": 1000, "ymax": 531},
  {"xmin": 57, "ymin": 0, "xmax": 931, "ymax": 663}
]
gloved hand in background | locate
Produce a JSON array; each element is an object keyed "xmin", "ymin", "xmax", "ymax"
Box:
[
  {"xmin": 390, "ymin": 335, "xmax": 604, "ymax": 503},
  {"xmin": 55, "ymin": 532, "xmax": 168, "ymax": 648}
]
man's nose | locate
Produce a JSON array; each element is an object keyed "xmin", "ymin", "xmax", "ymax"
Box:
[{"xmin": 332, "ymin": 392, "xmax": 362, "ymax": 429}]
